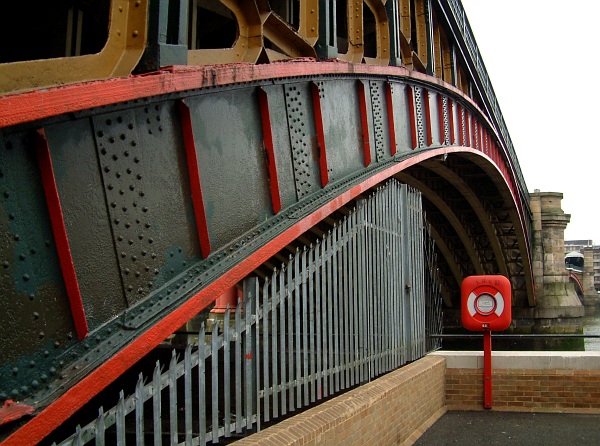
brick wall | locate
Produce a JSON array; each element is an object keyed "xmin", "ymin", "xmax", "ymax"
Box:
[
  {"xmin": 446, "ymin": 368, "xmax": 600, "ymax": 411},
  {"xmin": 233, "ymin": 355, "xmax": 446, "ymax": 446},
  {"xmin": 435, "ymin": 351, "xmax": 600, "ymax": 412}
]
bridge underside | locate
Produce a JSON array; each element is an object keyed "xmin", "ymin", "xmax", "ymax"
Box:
[{"xmin": 0, "ymin": 61, "xmax": 533, "ymax": 443}]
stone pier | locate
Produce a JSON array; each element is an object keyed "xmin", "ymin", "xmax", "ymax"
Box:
[
  {"xmin": 583, "ymin": 247, "xmax": 600, "ymax": 313},
  {"xmin": 520, "ymin": 191, "xmax": 584, "ymax": 347}
]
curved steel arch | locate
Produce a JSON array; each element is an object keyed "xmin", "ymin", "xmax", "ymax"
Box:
[{"xmin": 1, "ymin": 63, "xmax": 534, "ymax": 443}]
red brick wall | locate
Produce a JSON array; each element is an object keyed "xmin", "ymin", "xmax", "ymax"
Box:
[
  {"xmin": 446, "ymin": 368, "xmax": 600, "ymax": 411},
  {"xmin": 233, "ymin": 356, "xmax": 446, "ymax": 445}
]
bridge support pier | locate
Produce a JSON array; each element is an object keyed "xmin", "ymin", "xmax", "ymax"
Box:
[
  {"xmin": 526, "ymin": 191, "xmax": 584, "ymax": 347},
  {"xmin": 583, "ymin": 247, "xmax": 600, "ymax": 313}
]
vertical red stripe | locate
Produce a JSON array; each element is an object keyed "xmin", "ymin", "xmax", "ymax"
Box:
[
  {"xmin": 357, "ymin": 80, "xmax": 372, "ymax": 166},
  {"xmin": 465, "ymin": 111, "xmax": 471, "ymax": 147},
  {"xmin": 424, "ymin": 89, "xmax": 433, "ymax": 146},
  {"xmin": 178, "ymin": 100, "xmax": 212, "ymax": 258},
  {"xmin": 448, "ymin": 99, "xmax": 455, "ymax": 145},
  {"xmin": 407, "ymin": 86, "xmax": 418, "ymax": 150},
  {"xmin": 385, "ymin": 82, "xmax": 398, "ymax": 155},
  {"xmin": 457, "ymin": 103, "xmax": 464, "ymax": 145},
  {"xmin": 258, "ymin": 88, "xmax": 283, "ymax": 212},
  {"xmin": 36, "ymin": 129, "xmax": 88, "ymax": 340},
  {"xmin": 310, "ymin": 82, "xmax": 329, "ymax": 187}
]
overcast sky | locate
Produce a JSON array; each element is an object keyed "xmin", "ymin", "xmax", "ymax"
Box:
[{"xmin": 460, "ymin": 0, "xmax": 599, "ymax": 244}]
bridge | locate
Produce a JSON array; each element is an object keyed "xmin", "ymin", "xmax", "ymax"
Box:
[{"xmin": 0, "ymin": 1, "xmax": 582, "ymax": 444}]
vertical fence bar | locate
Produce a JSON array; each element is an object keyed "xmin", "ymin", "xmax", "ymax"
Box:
[
  {"xmin": 332, "ymin": 224, "xmax": 340, "ymax": 393},
  {"xmin": 263, "ymin": 277, "xmax": 271, "ymax": 422},
  {"xmin": 377, "ymin": 190, "xmax": 385, "ymax": 373},
  {"xmin": 168, "ymin": 350, "xmax": 178, "ymax": 446},
  {"xmin": 315, "ymin": 240, "xmax": 323, "ymax": 400},
  {"xmin": 235, "ymin": 306, "xmax": 242, "ymax": 434},
  {"xmin": 391, "ymin": 182, "xmax": 399, "ymax": 368},
  {"xmin": 280, "ymin": 263, "xmax": 288, "ymax": 415},
  {"xmin": 153, "ymin": 361, "xmax": 162, "ymax": 446},
  {"xmin": 224, "ymin": 306, "xmax": 231, "ymax": 438},
  {"xmin": 342, "ymin": 216, "xmax": 350, "ymax": 388},
  {"xmin": 96, "ymin": 407, "xmax": 106, "ymax": 446},
  {"xmin": 366, "ymin": 197, "xmax": 374, "ymax": 380},
  {"xmin": 271, "ymin": 270, "xmax": 279, "ymax": 419},
  {"xmin": 286, "ymin": 257, "xmax": 295, "ymax": 411},
  {"xmin": 308, "ymin": 245, "xmax": 316, "ymax": 403},
  {"xmin": 301, "ymin": 247, "xmax": 309, "ymax": 406},
  {"xmin": 321, "ymin": 235, "xmax": 329, "ymax": 397},
  {"xmin": 349, "ymin": 209, "xmax": 357, "ymax": 387},
  {"xmin": 184, "ymin": 343, "xmax": 192, "ymax": 446},
  {"xmin": 116, "ymin": 391, "xmax": 125, "ymax": 446},
  {"xmin": 255, "ymin": 277, "xmax": 262, "ymax": 433},
  {"xmin": 135, "ymin": 374, "xmax": 144, "ymax": 446},
  {"xmin": 374, "ymin": 191, "xmax": 382, "ymax": 376},
  {"xmin": 294, "ymin": 250, "xmax": 302, "ymax": 408},
  {"xmin": 244, "ymin": 278, "xmax": 256, "ymax": 432},
  {"xmin": 383, "ymin": 188, "xmax": 390, "ymax": 372},
  {"xmin": 199, "ymin": 324, "xmax": 207, "ymax": 444},
  {"xmin": 356, "ymin": 203, "xmax": 364, "ymax": 384},
  {"xmin": 326, "ymin": 232, "xmax": 334, "ymax": 395},
  {"xmin": 211, "ymin": 321, "xmax": 220, "ymax": 443}
]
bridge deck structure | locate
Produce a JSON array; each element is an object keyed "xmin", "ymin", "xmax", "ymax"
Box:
[{"xmin": 0, "ymin": 1, "xmax": 539, "ymax": 444}]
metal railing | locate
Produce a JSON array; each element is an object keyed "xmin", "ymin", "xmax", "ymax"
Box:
[{"xmin": 54, "ymin": 180, "xmax": 442, "ymax": 445}]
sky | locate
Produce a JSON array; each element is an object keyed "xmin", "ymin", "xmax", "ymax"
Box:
[{"xmin": 460, "ymin": 0, "xmax": 599, "ymax": 244}]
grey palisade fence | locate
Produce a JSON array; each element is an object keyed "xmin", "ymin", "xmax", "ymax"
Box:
[{"xmin": 55, "ymin": 179, "xmax": 442, "ymax": 445}]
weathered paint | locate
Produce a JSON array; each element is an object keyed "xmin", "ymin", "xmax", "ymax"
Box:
[{"xmin": 35, "ymin": 129, "xmax": 88, "ymax": 341}]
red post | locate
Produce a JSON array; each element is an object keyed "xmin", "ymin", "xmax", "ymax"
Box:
[{"xmin": 483, "ymin": 330, "xmax": 492, "ymax": 409}]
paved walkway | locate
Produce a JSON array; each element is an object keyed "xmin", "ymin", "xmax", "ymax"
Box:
[{"xmin": 413, "ymin": 410, "xmax": 600, "ymax": 446}]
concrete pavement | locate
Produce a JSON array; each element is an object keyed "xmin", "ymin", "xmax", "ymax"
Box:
[{"xmin": 413, "ymin": 410, "xmax": 600, "ymax": 445}]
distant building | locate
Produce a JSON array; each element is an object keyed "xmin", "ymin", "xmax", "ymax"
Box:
[{"xmin": 565, "ymin": 240, "xmax": 600, "ymax": 292}]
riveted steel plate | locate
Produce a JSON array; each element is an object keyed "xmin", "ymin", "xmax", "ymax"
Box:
[
  {"xmin": 318, "ymin": 80, "xmax": 364, "ymax": 181},
  {"xmin": 441, "ymin": 95, "xmax": 451, "ymax": 146},
  {"xmin": 414, "ymin": 86, "xmax": 426, "ymax": 148},
  {"xmin": 46, "ymin": 119, "xmax": 126, "ymax": 329},
  {"xmin": 284, "ymin": 83, "xmax": 320, "ymax": 200},
  {"xmin": 0, "ymin": 131, "xmax": 75, "ymax": 401},
  {"xmin": 258, "ymin": 84, "xmax": 298, "ymax": 211},
  {"xmin": 368, "ymin": 80, "xmax": 389, "ymax": 162},
  {"xmin": 387, "ymin": 82, "xmax": 413, "ymax": 155},
  {"xmin": 92, "ymin": 102, "xmax": 200, "ymax": 307},
  {"xmin": 185, "ymin": 89, "xmax": 273, "ymax": 251}
]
